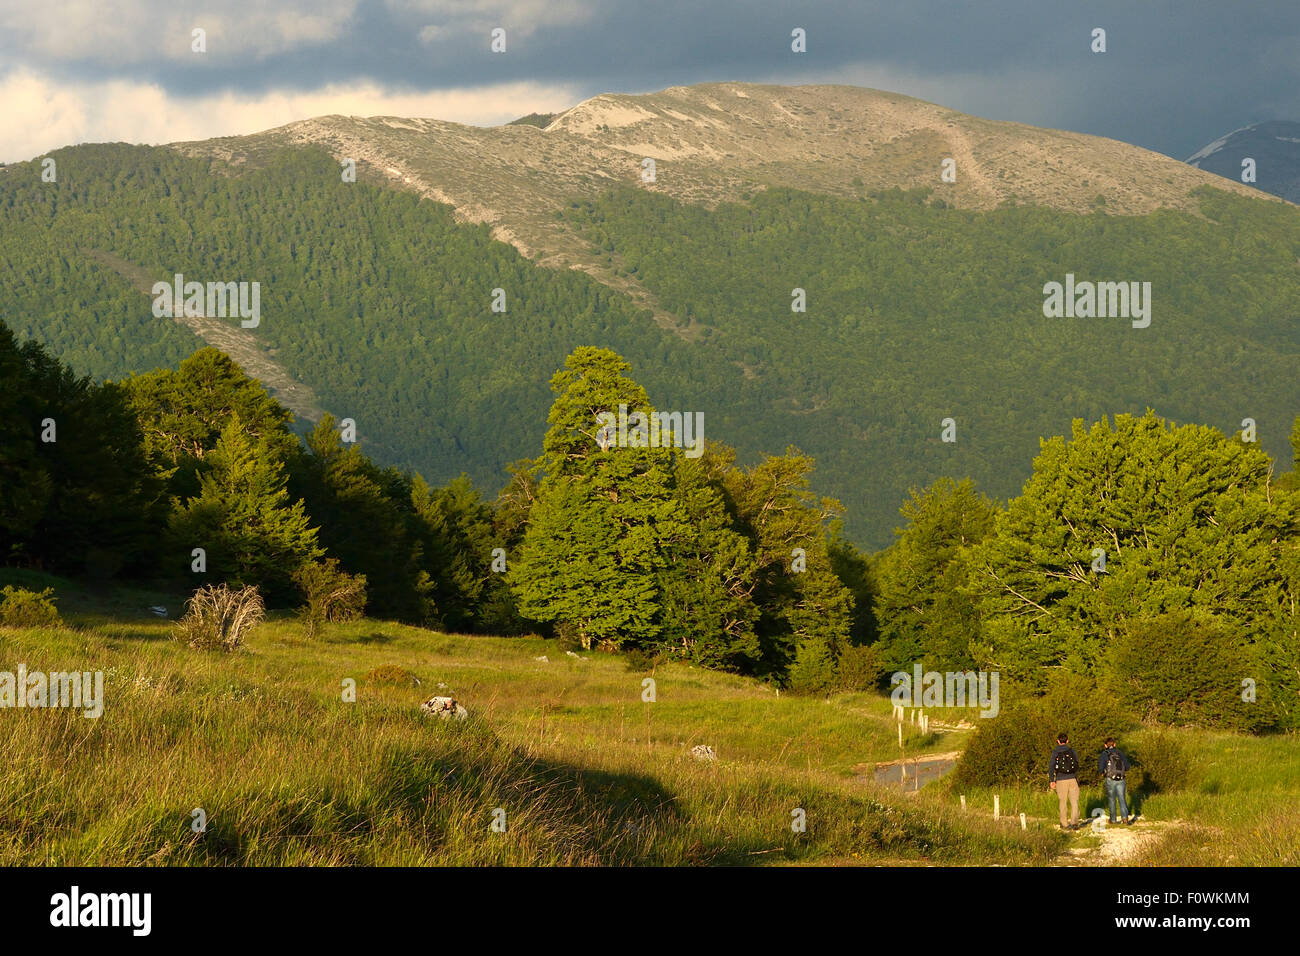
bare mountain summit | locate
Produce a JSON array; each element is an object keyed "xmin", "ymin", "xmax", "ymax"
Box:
[{"xmin": 174, "ymin": 82, "xmax": 1267, "ymax": 284}]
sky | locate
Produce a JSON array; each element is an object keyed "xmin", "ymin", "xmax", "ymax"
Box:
[{"xmin": 2, "ymin": 0, "xmax": 1299, "ymax": 164}]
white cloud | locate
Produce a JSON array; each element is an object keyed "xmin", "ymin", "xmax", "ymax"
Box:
[
  {"xmin": 0, "ymin": 0, "xmax": 360, "ymax": 63},
  {"xmin": 0, "ymin": 68, "xmax": 580, "ymax": 162}
]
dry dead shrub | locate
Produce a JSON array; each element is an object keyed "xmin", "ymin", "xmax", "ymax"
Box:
[{"xmin": 175, "ymin": 583, "xmax": 265, "ymax": 651}]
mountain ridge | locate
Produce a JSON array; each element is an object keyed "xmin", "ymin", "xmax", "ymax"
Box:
[{"xmin": 172, "ymin": 81, "xmax": 1274, "ymax": 276}]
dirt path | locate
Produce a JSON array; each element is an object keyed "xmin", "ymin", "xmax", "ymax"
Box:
[
  {"xmin": 81, "ymin": 248, "xmax": 327, "ymax": 425},
  {"xmin": 1057, "ymin": 817, "xmax": 1180, "ymax": 866}
]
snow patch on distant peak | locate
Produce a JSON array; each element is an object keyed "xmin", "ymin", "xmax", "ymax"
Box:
[{"xmin": 1185, "ymin": 124, "xmax": 1254, "ymax": 163}]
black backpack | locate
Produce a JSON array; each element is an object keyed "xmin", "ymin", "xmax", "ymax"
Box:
[
  {"xmin": 1055, "ymin": 748, "xmax": 1077, "ymax": 776},
  {"xmin": 1105, "ymin": 750, "xmax": 1126, "ymax": 780}
]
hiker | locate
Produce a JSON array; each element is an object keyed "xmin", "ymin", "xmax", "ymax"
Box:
[
  {"xmin": 1048, "ymin": 732, "xmax": 1081, "ymax": 830},
  {"xmin": 1099, "ymin": 736, "xmax": 1133, "ymax": 825}
]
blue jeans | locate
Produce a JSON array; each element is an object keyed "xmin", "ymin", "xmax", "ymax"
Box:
[{"xmin": 1104, "ymin": 777, "xmax": 1129, "ymax": 822}]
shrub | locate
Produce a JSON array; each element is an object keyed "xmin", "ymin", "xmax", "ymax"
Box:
[
  {"xmin": 176, "ymin": 584, "xmax": 264, "ymax": 651},
  {"xmin": 949, "ymin": 703, "xmax": 1042, "ymax": 788},
  {"xmin": 622, "ymin": 647, "xmax": 658, "ymax": 673},
  {"xmin": 952, "ymin": 672, "xmax": 1127, "ymax": 788},
  {"xmin": 1102, "ymin": 611, "xmax": 1267, "ymax": 732},
  {"xmin": 1129, "ymin": 728, "xmax": 1196, "ymax": 793},
  {"xmin": 788, "ymin": 636, "xmax": 837, "ymax": 694},
  {"xmin": 0, "ymin": 586, "xmax": 62, "ymax": 628},
  {"xmin": 835, "ymin": 643, "xmax": 883, "ymax": 692},
  {"xmin": 293, "ymin": 559, "xmax": 367, "ymax": 639}
]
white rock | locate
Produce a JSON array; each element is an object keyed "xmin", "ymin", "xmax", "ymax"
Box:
[
  {"xmin": 420, "ymin": 696, "xmax": 468, "ymax": 720},
  {"xmin": 690, "ymin": 744, "xmax": 718, "ymax": 762},
  {"xmin": 534, "ymin": 655, "xmax": 549, "ymax": 662}
]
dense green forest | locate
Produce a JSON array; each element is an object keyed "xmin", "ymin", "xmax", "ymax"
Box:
[
  {"xmin": 0, "ymin": 145, "xmax": 753, "ymax": 518},
  {"xmin": 6, "ymin": 144, "xmax": 1300, "ymax": 544},
  {"xmin": 562, "ymin": 185, "xmax": 1300, "ymax": 543},
  {"xmin": 3, "ymin": 323, "xmax": 1298, "ymax": 729},
  {"xmin": 0, "ymin": 325, "xmax": 870, "ymax": 680},
  {"xmin": 2, "ymin": 145, "xmax": 1300, "ymax": 546}
]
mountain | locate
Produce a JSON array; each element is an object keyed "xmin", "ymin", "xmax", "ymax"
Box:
[
  {"xmin": 175, "ymin": 83, "xmax": 1266, "ymax": 294},
  {"xmin": 1187, "ymin": 121, "xmax": 1300, "ymax": 204},
  {"xmin": 3, "ymin": 83, "xmax": 1299, "ymax": 546}
]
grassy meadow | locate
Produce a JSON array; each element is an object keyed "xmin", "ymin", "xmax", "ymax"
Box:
[{"xmin": 0, "ymin": 573, "xmax": 1295, "ymax": 866}]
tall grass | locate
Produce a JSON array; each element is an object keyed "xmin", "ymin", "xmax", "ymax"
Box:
[
  {"xmin": 0, "ymin": 609, "xmax": 1056, "ymax": 866},
  {"xmin": 6, "ymin": 575, "xmax": 1288, "ymax": 866}
]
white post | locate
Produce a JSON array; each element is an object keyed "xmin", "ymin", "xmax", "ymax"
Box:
[
  {"xmin": 994, "ymin": 795, "xmax": 1000, "ymax": 820},
  {"xmin": 1020, "ymin": 812, "xmax": 1027, "ymax": 831},
  {"xmin": 898, "ymin": 723, "xmax": 903, "ymax": 747},
  {"xmin": 960, "ymin": 794, "xmax": 966, "ymax": 812}
]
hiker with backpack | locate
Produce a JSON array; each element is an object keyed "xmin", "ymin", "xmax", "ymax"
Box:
[
  {"xmin": 1099, "ymin": 737, "xmax": 1133, "ymax": 825},
  {"xmin": 1048, "ymin": 732, "xmax": 1081, "ymax": 830}
]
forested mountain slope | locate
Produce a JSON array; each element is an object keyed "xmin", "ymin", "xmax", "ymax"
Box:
[{"xmin": 5, "ymin": 84, "xmax": 1300, "ymax": 544}]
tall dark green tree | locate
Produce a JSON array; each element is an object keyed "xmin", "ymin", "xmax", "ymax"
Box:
[
  {"xmin": 721, "ymin": 448, "xmax": 856, "ymax": 678},
  {"xmin": 291, "ymin": 414, "xmax": 435, "ymax": 623},
  {"xmin": 509, "ymin": 347, "xmax": 668, "ymax": 650},
  {"xmin": 652, "ymin": 450, "xmax": 760, "ymax": 669},
  {"xmin": 0, "ymin": 320, "xmax": 161, "ymax": 577},
  {"xmin": 124, "ymin": 347, "xmax": 298, "ymax": 500},
  {"xmin": 410, "ymin": 473, "xmax": 499, "ymax": 632},
  {"xmin": 169, "ymin": 416, "xmax": 323, "ymax": 601},
  {"xmin": 873, "ymin": 478, "xmax": 997, "ymax": 673},
  {"xmin": 966, "ymin": 411, "xmax": 1298, "ymax": 726}
]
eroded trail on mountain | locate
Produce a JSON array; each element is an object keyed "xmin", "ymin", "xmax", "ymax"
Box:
[{"xmin": 81, "ymin": 249, "xmax": 326, "ymax": 424}]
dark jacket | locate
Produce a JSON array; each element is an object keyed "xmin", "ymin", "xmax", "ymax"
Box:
[
  {"xmin": 1049, "ymin": 744, "xmax": 1079, "ymax": 781},
  {"xmin": 1099, "ymin": 747, "xmax": 1130, "ymax": 779}
]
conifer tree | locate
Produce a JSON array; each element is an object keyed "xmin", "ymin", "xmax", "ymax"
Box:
[
  {"xmin": 509, "ymin": 347, "xmax": 669, "ymax": 650},
  {"xmin": 652, "ymin": 451, "xmax": 760, "ymax": 668},
  {"xmin": 293, "ymin": 414, "xmax": 434, "ymax": 623},
  {"xmin": 170, "ymin": 416, "xmax": 322, "ymax": 601}
]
